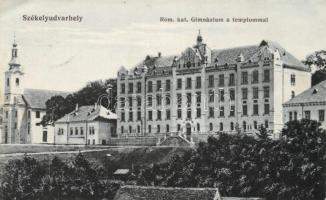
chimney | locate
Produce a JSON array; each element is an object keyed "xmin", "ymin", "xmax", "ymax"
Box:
[
  {"xmin": 75, "ymin": 103, "xmax": 79, "ymax": 112},
  {"xmin": 158, "ymin": 52, "xmax": 161, "ymax": 57}
]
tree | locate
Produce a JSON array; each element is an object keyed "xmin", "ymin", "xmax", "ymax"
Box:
[{"xmin": 303, "ymin": 50, "xmax": 326, "ymax": 86}]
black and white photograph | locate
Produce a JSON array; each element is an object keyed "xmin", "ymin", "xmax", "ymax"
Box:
[{"xmin": 0, "ymin": 0, "xmax": 325, "ymax": 199}]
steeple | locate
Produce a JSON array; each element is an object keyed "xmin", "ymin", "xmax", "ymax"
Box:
[
  {"xmin": 196, "ymin": 29, "xmax": 203, "ymax": 45},
  {"xmin": 9, "ymin": 35, "xmax": 20, "ymax": 69}
]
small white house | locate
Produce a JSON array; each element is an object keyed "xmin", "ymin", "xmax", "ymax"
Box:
[{"xmin": 54, "ymin": 104, "xmax": 117, "ymax": 145}]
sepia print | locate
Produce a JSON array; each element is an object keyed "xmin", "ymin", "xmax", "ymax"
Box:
[{"xmin": 0, "ymin": 0, "xmax": 325, "ymax": 199}]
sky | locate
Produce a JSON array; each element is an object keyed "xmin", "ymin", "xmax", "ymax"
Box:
[{"xmin": 0, "ymin": 0, "xmax": 325, "ymax": 96}]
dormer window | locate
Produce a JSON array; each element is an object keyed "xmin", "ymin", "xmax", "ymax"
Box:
[{"xmin": 16, "ymin": 78, "xmax": 19, "ymax": 86}]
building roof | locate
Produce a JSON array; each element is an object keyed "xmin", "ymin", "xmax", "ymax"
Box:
[
  {"xmin": 55, "ymin": 105, "xmax": 117, "ymax": 123},
  {"xmin": 113, "ymin": 186, "xmax": 221, "ymax": 200},
  {"xmin": 283, "ymin": 80, "xmax": 326, "ymax": 106},
  {"xmin": 23, "ymin": 88, "xmax": 70, "ymax": 109}
]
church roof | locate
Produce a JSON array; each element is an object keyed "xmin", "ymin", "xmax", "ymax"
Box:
[
  {"xmin": 113, "ymin": 186, "xmax": 221, "ymax": 200},
  {"xmin": 56, "ymin": 105, "xmax": 117, "ymax": 123},
  {"xmin": 23, "ymin": 88, "xmax": 70, "ymax": 109},
  {"xmin": 283, "ymin": 80, "xmax": 326, "ymax": 106}
]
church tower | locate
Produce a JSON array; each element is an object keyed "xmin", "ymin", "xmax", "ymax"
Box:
[{"xmin": 2, "ymin": 39, "xmax": 25, "ymax": 143}]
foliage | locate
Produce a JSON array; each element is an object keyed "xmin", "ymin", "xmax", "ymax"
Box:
[
  {"xmin": 135, "ymin": 119, "xmax": 326, "ymax": 200},
  {"xmin": 303, "ymin": 50, "xmax": 326, "ymax": 86},
  {"xmin": 41, "ymin": 78, "xmax": 117, "ymax": 125},
  {"xmin": 312, "ymin": 69, "xmax": 326, "ymax": 86}
]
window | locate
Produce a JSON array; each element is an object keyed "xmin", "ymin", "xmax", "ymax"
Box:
[
  {"xmin": 241, "ymin": 71, "xmax": 248, "ymax": 84},
  {"xmin": 36, "ymin": 111, "xmax": 40, "ymax": 118},
  {"xmin": 93, "ymin": 139, "xmax": 95, "ymax": 145},
  {"xmin": 219, "ymin": 106, "xmax": 224, "ymax": 117},
  {"xmin": 16, "ymin": 78, "xmax": 19, "ymax": 86},
  {"xmin": 5, "ymin": 111, "xmax": 8, "ymax": 118},
  {"xmin": 243, "ymin": 121, "xmax": 247, "ymax": 131},
  {"xmin": 166, "ymin": 109, "xmax": 171, "ymax": 120},
  {"xmin": 166, "ymin": 124, "xmax": 170, "ymax": 132},
  {"xmin": 75, "ymin": 127, "xmax": 78, "ymax": 135},
  {"xmin": 209, "ymin": 90, "xmax": 215, "ymax": 102},
  {"xmin": 148, "ymin": 125, "xmax": 152, "ymax": 133},
  {"xmin": 80, "ymin": 127, "xmax": 84, "ymax": 135},
  {"xmin": 166, "ymin": 80, "xmax": 171, "ymax": 91},
  {"xmin": 166, "ymin": 95, "xmax": 171, "ymax": 105},
  {"xmin": 291, "ymin": 74, "xmax": 296, "ymax": 85},
  {"xmin": 253, "ymin": 104, "xmax": 259, "ymax": 115},
  {"xmin": 70, "ymin": 128, "xmax": 73, "ymax": 135},
  {"xmin": 120, "ymin": 97, "xmax": 125, "ymax": 108},
  {"xmin": 289, "ymin": 111, "xmax": 293, "ymax": 121},
  {"xmin": 196, "ymin": 92, "xmax": 201, "ymax": 103},
  {"xmin": 121, "ymin": 126, "xmax": 124, "ymax": 133},
  {"xmin": 129, "ymin": 126, "xmax": 132, "ymax": 133},
  {"xmin": 120, "ymin": 83, "xmax": 125, "ymax": 93},
  {"xmin": 137, "ymin": 125, "xmax": 141, "ymax": 133},
  {"xmin": 242, "ymin": 88, "xmax": 248, "ymax": 99},
  {"xmin": 218, "ymin": 74, "xmax": 224, "ymax": 86},
  {"xmin": 242, "ymin": 104, "xmax": 248, "ymax": 116},
  {"xmin": 137, "ymin": 110, "xmax": 141, "ymax": 121},
  {"xmin": 196, "ymin": 108, "xmax": 201, "ymax": 118},
  {"xmin": 305, "ymin": 110, "xmax": 311, "ymax": 120},
  {"xmin": 209, "ymin": 107, "xmax": 214, "ymax": 118},
  {"xmin": 219, "ymin": 89, "xmax": 224, "ymax": 102},
  {"xmin": 121, "ymin": 112, "xmax": 125, "ymax": 121},
  {"xmin": 219, "ymin": 122, "xmax": 223, "ymax": 131},
  {"xmin": 264, "ymin": 104, "xmax": 270, "ymax": 115},
  {"xmin": 230, "ymin": 122, "xmax": 234, "ymax": 131},
  {"xmin": 177, "ymin": 124, "xmax": 181, "ymax": 131},
  {"xmin": 229, "ymin": 89, "xmax": 235, "ymax": 101},
  {"xmin": 294, "ymin": 111, "xmax": 298, "ymax": 120},
  {"xmin": 177, "ymin": 109, "xmax": 182, "ymax": 119},
  {"xmin": 265, "ymin": 120, "xmax": 269, "ymax": 128},
  {"xmin": 197, "ymin": 123, "xmax": 200, "ymax": 132},
  {"xmin": 263, "ymin": 70, "xmax": 270, "ymax": 82},
  {"xmin": 148, "ymin": 81, "xmax": 153, "ymax": 92},
  {"xmin": 148, "ymin": 111, "xmax": 153, "ymax": 120},
  {"xmin": 177, "ymin": 79, "xmax": 182, "ymax": 89},
  {"xmin": 147, "ymin": 96, "xmax": 153, "ymax": 106},
  {"xmin": 128, "ymin": 83, "xmax": 133, "ymax": 93},
  {"xmin": 186, "ymin": 77, "xmax": 192, "ymax": 89},
  {"xmin": 319, "ymin": 110, "xmax": 325, "ymax": 121},
  {"xmin": 137, "ymin": 82, "xmax": 142, "ymax": 93},
  {"xmin": 156, "ymin": 80, "xmax": 162, "ymax": 91},
  {"xmin": 156, "ymin": 94, "xmax": 162, "ymax": 106},
  {"xmin": 208, "ymin": 75, "xmax": 214, "ymax": 87},
  {"xmin": 157, "ymin": 110, "xmax": 162, "ymax": 120},
  {"xmin": 27, "ymin": 124, "xmax": 30, "ymax": 135},
  {"xmin": 177, "ymin": 93, "xmax": 182, "ymax": 107},
  {"xmin": 209, "ymin": 123, "xmax": 213, "ymax": 131},
  {"xmin": 252, "ymin": 70, "xmax": 259, "ymax": 83},
  {"xmin": 196, "ymin": 76, "xmax": 201, "ymax": 88},
  {"xmin": 230, "ymin": 105, "xmax": 235, "ymax": 117},
  {"xmin": 42, "ymin": 131, "xmax": 47, "ymax": 142},
  {"xmin": 263, "ymin": 87, "xmax": 270, "ymax": 98},
  {"xmin": 187, "ymin": 109, "xmax": 191, "ymax": 119},
  {"xmin": 254, "ymin": 121, "xmax": 258, "ymax": 129},
  {"xmin": 157, "ymin": 125, "xmax": 160, "ymax": 133},
  {"xmin": 129, "ymin": 110, "xmax": 133, "ymax": 121},
  {"xmin": 229, "ymin": 73, "xmax": 235, "ymax": 86},
  {"xmin": 253, "ymin": 87, "xmax": 259, "ymax": 99},
  {"xmin": 6, "ymin": 78, "xmax": 9, "ymax": 86},
  {"xmin": 291, "ymin": 91, "xmax": 295, "ymax": 99},
  {"xmin": 128, "ymin": 97, "xmax": 133, "ymax": 107},
  {"xmin": 186, "ymin": 93, "xmax": 192, "ymax": 106},
  {"xmin": 137, "ymin": 96, "xmax": 142, "ymax": 107}
]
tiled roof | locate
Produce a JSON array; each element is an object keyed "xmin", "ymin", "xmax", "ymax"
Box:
[
  {"xmin": 55, "ymin": 105, "xmax": 117, "ymax": 123},
  {"xmin": 113, "ymin": 185, "xmax": 220, "ymax": 200},
  {"xmin": 283, "ymin": 80, "xmax": 326, "ymax": 105},
  {"xmin": 23, "ymin": 89, "xmax": 70, "ymax": 109}
]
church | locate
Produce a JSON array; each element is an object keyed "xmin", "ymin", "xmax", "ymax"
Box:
[{"xmin": 1, "ymin": 41, "xmax": 69, "ymax": 144}]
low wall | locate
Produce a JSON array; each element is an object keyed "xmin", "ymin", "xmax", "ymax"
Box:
[{"xmin": 108, "ymin": 137, "xmax": 158, "ymax": 146}]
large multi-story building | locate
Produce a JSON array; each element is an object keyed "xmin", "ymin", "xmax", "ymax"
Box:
[
  {"xmin": 1, "ymin": 41, "xmax": 69, "ymax": 144},
  {"xmin": 116, "ymin": 33, "xmax": 311, "ymax": 142}
]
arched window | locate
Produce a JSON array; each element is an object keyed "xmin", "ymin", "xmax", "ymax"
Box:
[
  {"xmin": 16, "ymin": 78, "xmax": 19, "ymax": 86},
  {"xmin": 209, "ymin": 123, "xmax": 213, "ymax": 131}
]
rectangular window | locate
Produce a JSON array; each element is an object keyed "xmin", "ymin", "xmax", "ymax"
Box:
[
  {"xmin": 229, "ymin": 89, "xmax": 235, "ymax": 101},
  {"xmin": 264, "ymin": 104, "xmax": 270, "ymax": 115},
  {"xmin": 75, "ymin": 127, "xmax": 78, "ymax": 135},
  {"xmin": 209, "ymin": 107, "xmax": 214, "ymax": 118},
  {"xmin": 319, "ymin": 110, "xmax": 325, "ymax": 121},
  {"xmin": 291, "ymin": 74, "xmax": 296, "ymax": 86},
  {"xmin": 209, "ymin": 90, "xmax": 214, "ymax": 102},
  {"xmin": 177, "ymin": 93, "xmax": 182, "ymax": 107},
  {"xmin": 208, "ymin": 75, "xmax": 214, "ymax": 87},
  {"xmin": 165, "ymin": 80, "xmax": 171, "ymax": 91},
  {"xmin": 196, "ymin": 108, "xmax": 201, "ymax": 118},
  {"xmin": 36, "ymin": 111, "xmax": 40, "ymax": 118},
  {"xmin": 147, "ymin": 96, "xmax": 152, "ymax": 106},
  {"xmin": 80, "ymin": 127, "xmax": 84, "ymax": 135},
  {"xmin": 196, "ymin": 92, "xmax": 201, "ymax": 103},
  {"xmin": 263, "ymin": 70, "xmax": 270, "ymax": 82},
  {"xmin": 166, "ymin": 124, "xmax": 170, "ymax": 132},
  {"xmin": 165, "ymin": 94, "xmax": 171, "ymax": 105},
  {"xmin": 70, "ymin": 127, "xmax": 73, "ymax": 135},
  {"xmin": 218, "ymin": 74, "xmax": 224, "ymax": 86},
  {"xmin": 263, "ymin": 86, "xmax": 270, "ymax": 98},
  {"xmin": 187, "ymin": 110, "xmax": 191, "ymax": 119},
  {"xmin": 166, "ymin": 109, "xmax": 171, "ymax": 120},
  {"xmin": 253, "ymin": 104, "xmax": 259, "ymax": 115},
  {"xmin": 120, "ymin": 97, "xmax": 125, "ymax": 108},
  {"xmin": 121, "ymin": 83, "xmax": 125, "ymax": 94},
  {"xmin": 137, "ymin": 82, "xmax": 142, "ymax": 93},
  {"xmin": 177, "ymin": 79, "xmax": 182, "ymax": 89},
  {"xmin": 289, "ymin": 111, "xmax": 293, "ymax": 121},
  {"xmin": 128, "ymin": 97, "xmax": 133, "ymax": 107},
  {"xmin": 157, "ymin": 125, "xmax": 160, "ymax": 133},
  {"xmin": 137, "ymin": 110, "xmax": 141, "ymax": 121},
  {"xmin": 219, "ymin": 89, "xmax": 224, "ymax": 102},
  {"xmin": 42, "ymin": 131, "xmax": 47, "ymax": 142},
  {"xmin": 148, "ymin": 81, "xmax": 153, "ymax": 92},
  {"xmin": 128, "ymin": 83, "xmax": 133, "ymax": 93},
  {"xmin": 230, "ymin": 105, "xmax": 235, "ymax": 117},
  {"xmin": 137, "ymin": 96, "xmax": 141, "ymax": 107},
  {"xmin": 156, "ymin": 80, "xmax": 162, "ymax": 91},
  {"xmin": 148, "ymin": 125, "xmax": 151, "ymax": 133},
  {"xmin": 294, "ymin": 111, "xmax": 298, "ymax": 120},
  {"xmin": 196, "ymin": 76, "xmax": 201, "ymax": 88},
  {"xmin": 253, "ymin": 87, "xmax": 259, "ymax": 99},
  {"xmin": 186, "ymin": 93, "xmax": 192, "ymax": 106},
  {"xmin": 252, "ymin": 70, "xmax": 259, "ymax": 83},
  {"xmin": 219, "ymin": 106, "xmax": 224, "ymax": 117},
  {"xmin": 148, "ymin": 111, "xmax": 153, "ymax": 121},
  {"xmin": 186, "ymin": 77, "xmax": 192, "ymax": 89},
  {"xmin": 243, "ymin": 104, "xmax": 248, "ymax": 116},
  {"xmin": 157, "ymin": 110, "xmax": 162, "ymax": 120},
  {"xmin": 177, "ymin": 109, "xmax": 182, "ymax": 119},
  {"xmin": 229, "ymin": 73, "xmax": 235, "ymax": 86},
  {"xmin": 241, "ymin": 71, "xmax": 248, "ymax": 84},
  {"xmin": 129, "ymin": 111, "xmax": 133, "ymax": 121},
  {"xmin": 121, "ymin": 112, "xmax": 125, "ymax": 121},
  {"xmin": 304, "ymin": 110, "xmax": 311, "ymax": 120},
  {"xmin": 156, "ymin": 94, "xmax": 162, "ymax": 106},
  {"xmin": 242, "ymin": 88, "xmax": 248, "ymax": 99}
]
